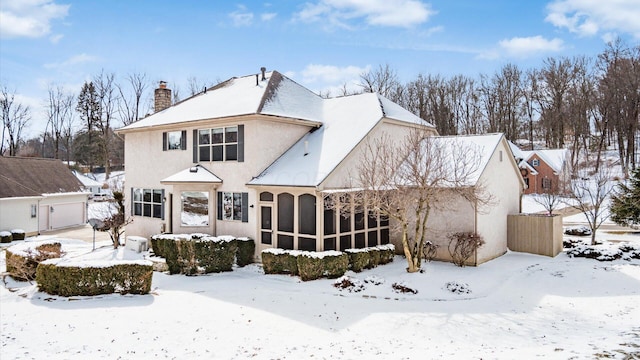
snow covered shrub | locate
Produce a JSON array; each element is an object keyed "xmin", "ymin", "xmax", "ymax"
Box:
[
  {"xmin": 11, "ymin": 229, "xmax": 25, "ymax": 241},
  {"xmin": 333, "ymin": 276, "xmax": 365, "ymax": 292},
  {"xmin": 322, "ymin": 252, "xmax": 349, "ymax": 279},
  {"xmin": 563, "ymin": 238, "xmax": 585, "ymax": 249},
  {"xmin": 445, "ymin": 281, "xmax": 471, "ymax": 294},
  {"xmin": 345, "ymin": 249, "xmax": 370, "ymax": 272},
  {"xmin": 150, "ymin": 234, "xmax": 237, "ymax": 275},
  {"xmin": 364, "ymin": 275, "xmax": 384, "ymax": 286},
  {"xmin": 297, "ymin": 254, "xmax": 325, "ymax": 281},
  {"xmin": 0, "ymin": 231, "xmax": 13, "ymax": 243},
  {"xmin": 5, "ymin": 241, "xmax": 63, "ymax": 281},
  {"xmin": 619, "ymin": 243, "xmax": 640, "ymax": 259},
  {"xmin": 377, "ymin": 244, "xmax": 395, "ymax": 264},
  {"xmin": 367, "ymin": 248, "xmax": 381, "ymax": 268},
  {"xmin": 392, "ymin": 282, "xmax": 418, "ymax": 294},
  {"xmin": 564, "ymin": 226, "xmax": 592, "ymax": 236},
  {"xmin": 234, "ymin": 237, "xmax": 255, "ymax": 267},
  {"xmin": 36, "ymin": 260, "xmax": 153, "ymax": 296},
  {"xmin": 261, "ymin": 249, "xmax": 300, "ymax": 275},
  {"xmin": 448, "ymin": 232, "xmax": 485, "ymax": 267},
  {"xmin": 566, "ymin": 244, "xmax": 623, "ymax": 261}
]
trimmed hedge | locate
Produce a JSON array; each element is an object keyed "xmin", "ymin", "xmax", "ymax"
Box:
[
  {"xmin": 323, "ymin": 252, "xmax": 349, "ymax": 278},
  {"xmin": 345, "ymin": 244, "xmax": 394, "ymax": 272},
  {"xmin": 5, "ymin": 241, "xmax": 63, "ymax": 281},
  {"xmin": 0, "ymin": 231, "xmax": 12, "ymax": 243},
  {"xmin": 11, "ymin": 229, "xmax": 26, "ymax": 241},
  {"xmin": 36, "ymin": 260, "xmax": 153, "ymax": 296},
  {"xmin": 345, "ymin": 250, "xmax": 370, "ymax": 272},
  {"xmin": 297, "ymin": 255, "xmax": 325, "ymax": 281},
  {"xmin": 262, "ymin": 249, "xmax": 300, "ymax": 275},
  {"xmin": 150, "ymin": 234, "xmax": 245, "ymax": 275},
  {"xmin": 235, "ymin": 238, "xmax": 255, "ymax": 267}
]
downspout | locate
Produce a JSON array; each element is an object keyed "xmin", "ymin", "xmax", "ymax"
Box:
[{"xmin": 474, "ymin": 197, "xmax": 478, "ymax": 266}]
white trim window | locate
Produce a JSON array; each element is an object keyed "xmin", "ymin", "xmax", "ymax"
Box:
[
  {"xmin": 198, "ymin": 126, "xmax": 238, "ymax": 161},
  {"xmin": 132, "ymin": 188, "xmax": 164, "ymax": 219}
]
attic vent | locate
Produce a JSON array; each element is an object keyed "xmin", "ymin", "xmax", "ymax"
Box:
[{"xmin": 189, "ymin": 167, "xmax": 198, "ymax": 173}]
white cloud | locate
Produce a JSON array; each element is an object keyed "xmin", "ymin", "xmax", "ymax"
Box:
[
  {"xmin": 0, "ymin": 0, "xmax": 69, "ymax": 39},
  {"xmin": 49, "ymin": 33, "xmax": 63, "ymax": 43},
  {"xmin": 261, "ymin": 12, "xmax": 277, "ymax": 21},
  {"xmin": 299, "ymin": 64, "xmax": 371, "ymax": 96},
  {"xmin": 546, "ymin": 0, "xmax": 640, "ymax": 38},
  {"xmin": 498, "ymin": 36, "xmax": 564, "ymax": 58},
  {"xmin": 229, "ymin": 6, "xmax": 254, "ymax": 27},
  {"xmin": 295, "ymin": 0, "xmax": 434, "ymax": 29},
  {"xmin": 44, "ymin": 53, "xmax": 99, "ymax": 69}
]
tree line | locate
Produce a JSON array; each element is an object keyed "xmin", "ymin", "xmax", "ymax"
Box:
[{"xmin": 1, "ymin": 38, "xmax": 638, "ymax": 177}]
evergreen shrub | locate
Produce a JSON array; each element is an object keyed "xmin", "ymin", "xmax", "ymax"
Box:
[{"xmin": 5, "ymin": 241, "xmax": 63, "ymax": 280}]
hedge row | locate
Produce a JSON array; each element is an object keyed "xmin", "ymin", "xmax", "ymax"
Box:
[
  {"xmin": 262, "ymin": 244, "xmax": 395, "ymax": 281},
  {"xmin": 0, "ymin": 229, "xmax": 26, "ymax": 243},
  {"xmin": 150, "ymin": 234, "xmax": 255, "ymax": 275},
  {"xmin": 36, "ymin": 260, "xmax": 153, "ymax": 296},
  {"xmin": 345, "ymin": 244, "xmax": 395, "ymax": 272},
  {"xmin": 5, "ymin": 241, "xmax": 63, "ymax": 281}
]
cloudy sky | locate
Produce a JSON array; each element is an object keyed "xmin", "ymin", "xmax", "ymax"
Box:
[{"xmin": 1, "ymin": 0, "xmax": 639, "ymax": 134}]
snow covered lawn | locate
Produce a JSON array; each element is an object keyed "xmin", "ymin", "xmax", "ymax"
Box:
[{"xmin": 1, "ymin": 237, "xmax": 639, "ymax": 359}]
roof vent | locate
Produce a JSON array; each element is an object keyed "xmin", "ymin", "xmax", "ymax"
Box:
[
  {"xmin": 261, "ymin": 67, "xmax": 266, "ymax": 81},
  {"xmin": 189, "ymin": 167, "xmax": 198, "ymax": 173}
]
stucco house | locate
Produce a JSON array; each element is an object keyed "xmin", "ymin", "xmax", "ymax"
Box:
[
  {"xmin": 519, "ymin": 149, "xmax": 571, "ymax": 194},
  {"xmin": 118, "ymin": 69, "xmax": 524, "ymax": 264},
  {"xmin": 0, "ymin": 157, "xmax": 89, "ymax": 235}
]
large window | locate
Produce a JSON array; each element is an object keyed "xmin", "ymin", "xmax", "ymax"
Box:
[
  {"xmin": 324, "ymin": 194, "xmax": 390, "ymax": 250},
  {"xmin": 181, "ymin": 191, "xmax": 209, "ymax": 226},
  {"xmin": 132, "ymin": 188, "xmax": 164, "ymax": 219},
  {"xmin": 198, "ymin": 126, "xmax": 238, "ymax": 161}
]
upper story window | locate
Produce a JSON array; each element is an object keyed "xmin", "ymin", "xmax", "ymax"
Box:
[
  {"xmin": 198, "ymin": 126, "xmax": 238, "ymax": 161},
  {"xmin": 532, "ymin": 159, "xmax": 540, "ymax": 167},
  {"xmin": 163, "ymin": 130, "xmax": 186, "ymax": 151}
]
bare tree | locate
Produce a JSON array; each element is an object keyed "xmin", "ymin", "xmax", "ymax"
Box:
[
  {"xmin": 359, "ymin": 64, "xmax": 402, "ymax": 101},
  {"xmin": 478, "ymin": 63, "xmax": 524, "ymax": 141},
  {"xmin": 94, "ymin": 71, "xmax": 119, "ymax": 179},
  {"xmin": 567, "ymin": 165, "xmax": 616, "ymax": 245},
  {"xmin": 332, "ymin": 129, "xmax": 492, "ymax": 273},
  {"xmin": 117, "ymin": 72, "xmax": 149, "ymax": 126},
  {"xmin": 0, "ymin": 86, "xmax": 31, "ymax": 156},
  {"xmin": 45, "ymin": 84, "xmax": 75, "ymax": 160}
]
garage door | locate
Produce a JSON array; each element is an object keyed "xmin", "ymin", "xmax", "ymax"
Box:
[{"xmin": 50, "ymin": 202, "xmax": 85, "ymax": 230}]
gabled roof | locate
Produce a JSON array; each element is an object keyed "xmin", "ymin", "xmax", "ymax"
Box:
[
  {"xmin": 522, "ymin": 149, "xmax": 568, "ymax": 174},
  {"xmin": 413, "ymin": 133, "xmax": 505, "ymax": 187},
  {"xmin": 161, "ymin": 165, "xmax": 222, "ymax": 184},
  {"xmin": 248, "ymin": 92, "xmax": 431, "ymax": 187},
  {"xmin": 0, "ymin": 157, "xmax": 84, "ymax": 198},
  {"xmin": 118, "ymin": 71, "xmax": 324, "ymax": 131}
]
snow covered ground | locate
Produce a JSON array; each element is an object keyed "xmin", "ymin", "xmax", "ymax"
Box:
[{"xmin": 1, "ymin": 200, "xmax": 639, "ymax": 359}]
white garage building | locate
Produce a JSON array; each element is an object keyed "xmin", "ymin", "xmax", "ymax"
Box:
[{"xmin": 0, "ymin": 157, "xmax": 89, "ymax": 236}]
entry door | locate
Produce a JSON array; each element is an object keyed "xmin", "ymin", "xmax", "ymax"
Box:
[{"xmin": 259, "ymin": 205, "xmax": 273, "ymax": 250}]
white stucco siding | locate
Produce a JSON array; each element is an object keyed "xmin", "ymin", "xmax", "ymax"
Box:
[
  {"xmin": 123, "ymin": 116, "xmax": 313, "ymax": 240},
  {"xmin": 0, "ymin": 197, "xmax": 40, "ymax": 235},
  {"xmin": 475, "ymin": 140, "xmax": 523, "ymax": 263}
]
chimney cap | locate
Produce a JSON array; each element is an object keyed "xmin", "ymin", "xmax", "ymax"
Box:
[{"xmin": 159, "ymin": 81, "xmax": 167, "ymax": 89}]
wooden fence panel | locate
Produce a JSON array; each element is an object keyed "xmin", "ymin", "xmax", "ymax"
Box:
[{"xmin": 507, "ymin": 214, "xmax": 562, "ymax": 257}]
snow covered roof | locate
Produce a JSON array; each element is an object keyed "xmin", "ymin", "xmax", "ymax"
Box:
[
  {"xmin": 248, "ymin": 92, "xmax": 430, "ymax": 187},
  {"xmin": 73, "ymin": 171, "xmax": 103, "ymax": 187},
  {"xmin": 522, "ymin": 149, "xmax": 568, "ymax": 174},
  {"xmin": 118, "ymin": 71, "xmax": 324, "ymax": 131},
  {"xmin": 413, "ymin": 133, "xmax": 504, "ymax": 186},
  {"xmin": 161, "ymin": 165, "xmax": 222, "ymax": 184},
  {"xmin": 508, "ymin": 141, "xmax": 525, "ymax": 161}
]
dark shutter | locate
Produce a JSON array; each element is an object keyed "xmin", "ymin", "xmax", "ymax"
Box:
[
  {"xmin": 181, "ymin": 130, "xmax": 187, "ymax": 150},
  {"xmin": 193, "ymin": 129, "xmax": 198, "ymax": 163},
  {"xmin": 241, "ymin": 192, "xmax": 249, "ymax": 223},
  {"xmin": 130, "ymin": 187, "xmax": 134, "ymax": 216},
  {"xmin": 217, "ymin": 191, "xmax": 222, "ymax": 220},
  {"xmin": 162, "ymin": 132, "xmax": 167, "ymax": 151},
  {"xmin": 161, "ymin": 189, "xmax": 165, "ymax": 220},
  {"xmin": 237, "ymin": 124, "xmax": 244, "ymax": 162}
]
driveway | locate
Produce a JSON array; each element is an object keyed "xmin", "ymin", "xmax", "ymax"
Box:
[{"xmin": 39, "ymin": 224, "xmax": 117, "ymax": 243}]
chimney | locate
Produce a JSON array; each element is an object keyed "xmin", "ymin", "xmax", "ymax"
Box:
[
  {"xmin": 261, "ymin": 67, "xmax": 266, "ymax": 81},
  {"xmin": 154, "ymin": 81, "xmax": 172, "ymax": 113}
]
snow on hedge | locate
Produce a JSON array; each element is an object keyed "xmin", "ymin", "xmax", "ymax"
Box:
[{"xmin": 41, "ymin": 258, "xmax": 153, "ymax": 268}]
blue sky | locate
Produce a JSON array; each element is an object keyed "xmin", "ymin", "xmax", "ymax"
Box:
[{"xmin": 1, "ymin": 0, "xmax": 639, "ymax": 135}]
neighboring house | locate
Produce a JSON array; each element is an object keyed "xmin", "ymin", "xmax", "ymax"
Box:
[
  {"xmin": 519, "ymin": 149, "xmax": 571, "ymax": 194},
  {"xmin": 393, "ymin": 134, "xmax": 525, "ymax": 265},
  {"xmin": 0, "ymin": 157, "xmax": 89, "ymax": 235},
  {"xmin": 117, "ymin": 69, "xmax": 524, "ymax": 264},
  {"xmin": 73, "ymin": 170, "xmax": 105, "ymax": 197}
]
